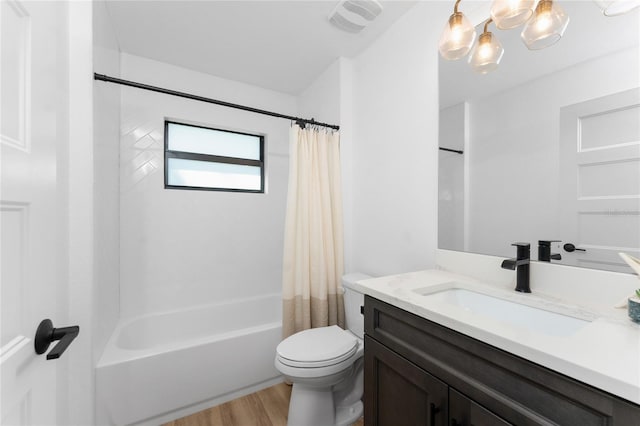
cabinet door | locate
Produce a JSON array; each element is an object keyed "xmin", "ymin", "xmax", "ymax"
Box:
[
  {"xmin": 450, "ymin": 388, "xmax": 512, "ymax": 426},
  {"xmin": 365, "ymin": 336, "xmax": 448, "ymax": 426}
]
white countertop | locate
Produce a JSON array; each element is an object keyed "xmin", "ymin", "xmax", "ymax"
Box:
[{"xmin": 351, "ymin": 268, "xmax": 640, "ymax": 405}]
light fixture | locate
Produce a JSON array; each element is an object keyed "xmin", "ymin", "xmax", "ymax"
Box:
[
  {"xmin": 521, "ymin": 0, "xmax": 570, "ymax": 50},
  {"xmin": 468, "ymin": 19, "xmax": 504, "ymax": 74},
  {"xmin": 438, "ymin": 0, "xmax": 477, "ymax": 61},
  {"xmin": 490, "ymin": 0, "xmax": 535, "ymax": 29},
  {"xmin": 594, "ymin": 0, "xmax": 640, "ymax": 16}
]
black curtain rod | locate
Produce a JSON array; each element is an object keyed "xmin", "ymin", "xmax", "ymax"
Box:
[
  {"xmin": 94, "ymin": 73, "xmax": 340, "ymax": 131},
  {"xmin": 439, "ymin": 147, "xmax": 464, "ymax": 154}
]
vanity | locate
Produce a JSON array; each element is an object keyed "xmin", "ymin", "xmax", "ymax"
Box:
[
  {"xmin": 354, "ymin": 254, "xmax": 640, "ymax": 425},
  {"xmin": 424, "ymin": 1, "xmax": 639, "ymax": 422}
]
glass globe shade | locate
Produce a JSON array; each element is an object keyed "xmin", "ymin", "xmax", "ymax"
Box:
[
  {"xmin": 439, "ymin": 12, "xmax": 477, "ymax": 60},
  {"xmin": 521, "ymin": 0, "xmax": 570, "ymax": 50},
  {"xmin": 594, "ymin": 0, "xmax": 640, "ymax": 16},
  {"xmin": 468, "ymin": 32, "xmax": 504, "ymax": 74},
  {"xmin": 490, "ymin": 0, "xmax": 535, "ymax": 29}
]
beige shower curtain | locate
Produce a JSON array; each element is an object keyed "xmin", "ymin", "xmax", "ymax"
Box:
[{"xmin": 281, "ymin": 124, "xmax": 345, "ymax": 339}]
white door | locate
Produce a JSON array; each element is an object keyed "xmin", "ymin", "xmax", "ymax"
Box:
[
  {"xmin": 1, "ymin": 1, "xmax": 71, "ymax": 424},
  {"xmin": 559, "ymin": 88, "xmax": 640, "ymax": 273}
]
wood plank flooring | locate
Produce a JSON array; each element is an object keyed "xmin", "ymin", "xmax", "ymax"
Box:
[{"xmin": 163, "ymin": 382, "xmax": 364, "ymax": 426}]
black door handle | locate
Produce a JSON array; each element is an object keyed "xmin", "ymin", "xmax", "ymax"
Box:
[
  {"xmin": 34, "ymin": 319, "xmax": 80, "ymax": 360},
  {"xmin": 563, "ymin": 243, "xmax": 586, "ymax": 253}
]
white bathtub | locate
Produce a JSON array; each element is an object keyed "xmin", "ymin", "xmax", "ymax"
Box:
[{"xmin": 96, "ymin": 294, "xmax": 283, "ymax": 426}]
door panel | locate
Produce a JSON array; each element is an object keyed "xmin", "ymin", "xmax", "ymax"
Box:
[
  {"xmin": 1, "ymin": 0, "xmax": 65, "ymax": 424},
  {"xmin": 365, "ymin": 336, "xmax": 448, "ymax": 426},
  {"xmin": 559, "ymin": 88, "xmax": 640, "ymax": 272}
]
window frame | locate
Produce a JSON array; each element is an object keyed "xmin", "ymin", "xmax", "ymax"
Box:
[{"xmin": 164, "ymin": 120, "xmax": 265, "ymax": 193}]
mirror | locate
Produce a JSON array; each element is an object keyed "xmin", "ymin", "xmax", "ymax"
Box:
[{"xmin": 438, "ymin": 1, "xmax": 640, "ymax": 273}]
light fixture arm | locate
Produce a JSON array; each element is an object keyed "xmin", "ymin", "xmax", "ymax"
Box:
[
  {"xmin": 453, "ymin": 0, "xmax": 462, "ymax": 13},
  {"xmin": 483, "ymin": 17, "xmax": 493, "ymax": 33}
]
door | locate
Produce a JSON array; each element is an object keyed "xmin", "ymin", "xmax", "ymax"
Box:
[
  {"xmin": 559, "ymin": 88, "xmax": 640, "ymax": 272},
  {"xmin": 1, "ymin": 1, "xmax": 69, "ymax": 424},
  {"xmin": 364, "ymin": 336, "xmax": 448, "ymax": 426}
]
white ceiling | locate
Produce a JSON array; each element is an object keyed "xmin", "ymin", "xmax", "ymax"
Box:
[
  {"xmin": 440, "ymin": 1, "xmax": 640, "ymax": 108},
  {"xmin": 105, "ymin": 0, "xmax": 417, "ymax": 95}
]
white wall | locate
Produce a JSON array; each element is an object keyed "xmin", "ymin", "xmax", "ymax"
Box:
[
  {"xmin": 438, "ymin": 102, "xmax": 466, "ymax": 251},
  {"xmin": 338, "ymin": 58, "xmax": 355, "ymax": 274},
  {"xmin": 296, "ymin": 0, "xmax": 449, "ymax": 278},
  {"xmin": 347, "ymin": 1, "xmax": 449, "ymax": 276},
  {"xmin": 119, "ymin": 53, "xmax": 296, "ymax": 318},
  {"xmin": 298, "ymin": 59, "xmax": 340, "ymax": 125},
  {"xmin": 92, "ymin": 0, "xmax": 120, "ymax": 365},
  {"xmin": 467, "ymin": 47, "xmax": 639, "ymax": 258}
]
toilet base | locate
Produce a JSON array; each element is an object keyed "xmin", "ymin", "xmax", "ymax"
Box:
[
  {"xmin": 287, "ymin": 383, "xmax": 363, "ymax": 426},
  {"xmin": 335, "ymin": 400, "xmax": 363, "ymax": 426}
]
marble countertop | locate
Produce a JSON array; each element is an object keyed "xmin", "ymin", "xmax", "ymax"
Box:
[{"xmin": 351, "ymin": 269, "xmax": 640, "ymax": 405}]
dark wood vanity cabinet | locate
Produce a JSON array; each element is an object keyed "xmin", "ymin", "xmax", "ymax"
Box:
[
  {"xmin": 363, "ymin": 296, "xmax": 640, "ymax": 426},
  {"xmin": 365, "ymin": 336, "xmax": 448, "ymax": 425}
]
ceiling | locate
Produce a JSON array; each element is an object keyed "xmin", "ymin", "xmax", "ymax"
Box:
[
  {"xmin": 105, "ymin": 0, "xmax": 417, "ymax": 95},
  {"xmin": 440, "ymin": 1, "xmax": 640, "ymax": 108}
]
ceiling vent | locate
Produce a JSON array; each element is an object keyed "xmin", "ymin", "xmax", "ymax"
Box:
[{"xmin": 328, "ymin": 0, "xmax": 383, "ymax": 33}]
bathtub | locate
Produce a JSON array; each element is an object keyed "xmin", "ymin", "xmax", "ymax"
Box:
[{"xmin": 96, "ymin": 294, "xmax": 283, "ymax": 426}]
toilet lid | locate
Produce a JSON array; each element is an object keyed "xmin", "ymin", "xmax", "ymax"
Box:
[{"xmin": 277, "ymin": 325, "xmax": 358, "ymax": 368}]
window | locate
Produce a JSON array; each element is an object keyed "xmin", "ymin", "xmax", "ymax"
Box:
[{"xmin": 164, "ymin": 121, "xmax": 265, "ymax": 193}]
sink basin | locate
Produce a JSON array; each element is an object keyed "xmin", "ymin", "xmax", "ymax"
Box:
[{"xmin": 420, "ymin": 288, "xmax": 591, "ymax": 337}]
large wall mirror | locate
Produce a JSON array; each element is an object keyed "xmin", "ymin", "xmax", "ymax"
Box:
[{"xmin": 438, "ymin": 0, "xmax": 640, "ymax": 273}]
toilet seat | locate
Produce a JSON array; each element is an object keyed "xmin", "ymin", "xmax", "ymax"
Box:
[{"xmin": 276, "ymin": 325, "xmax": 358, "ymax": 368}]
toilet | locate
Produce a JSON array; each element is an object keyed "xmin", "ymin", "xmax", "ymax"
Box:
[{"xmin": 275, "ymin": 273, "xmax": 371, "ymax": 426}]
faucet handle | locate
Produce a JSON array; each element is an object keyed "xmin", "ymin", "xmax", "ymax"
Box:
[
  {"xmin": 511, "ymin": 242, "xmax": 530, "ymax": 260},
  {"xmin": 538, "ymin": 240, "xmax": 562, "ymax": 262}
]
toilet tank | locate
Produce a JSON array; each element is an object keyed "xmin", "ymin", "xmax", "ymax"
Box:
[{"xmin": 342, "ymin": 273, "xmax": 372, "ymax": 339}]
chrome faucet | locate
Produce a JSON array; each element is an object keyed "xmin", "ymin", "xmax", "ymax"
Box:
[{"xmin": 501, "ymin": 242, "xmax": 530, "ymax": 293}]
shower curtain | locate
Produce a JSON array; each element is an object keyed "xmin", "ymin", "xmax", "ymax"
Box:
[{"xmin": 281, "ymin": 124, "xmax": 345, "ymax": 339}]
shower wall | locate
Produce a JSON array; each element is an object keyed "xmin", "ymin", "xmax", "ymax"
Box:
[{"xmin": 118, "ymin": 53, "xmax": 296, "ymax": 318}]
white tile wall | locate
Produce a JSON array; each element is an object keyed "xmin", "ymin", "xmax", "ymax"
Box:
[
  {"xmin": 118, "ymin": 54, "xmax": 295, "ymax": 318},
  {"xmin": 120, "ymin": 118, "xmax": 162, "ymax": 192}
]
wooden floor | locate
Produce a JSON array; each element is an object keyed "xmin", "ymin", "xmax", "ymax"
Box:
[{"xmin": 163, "ymin": 382, "xmax": 364, "ymax": 426}]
